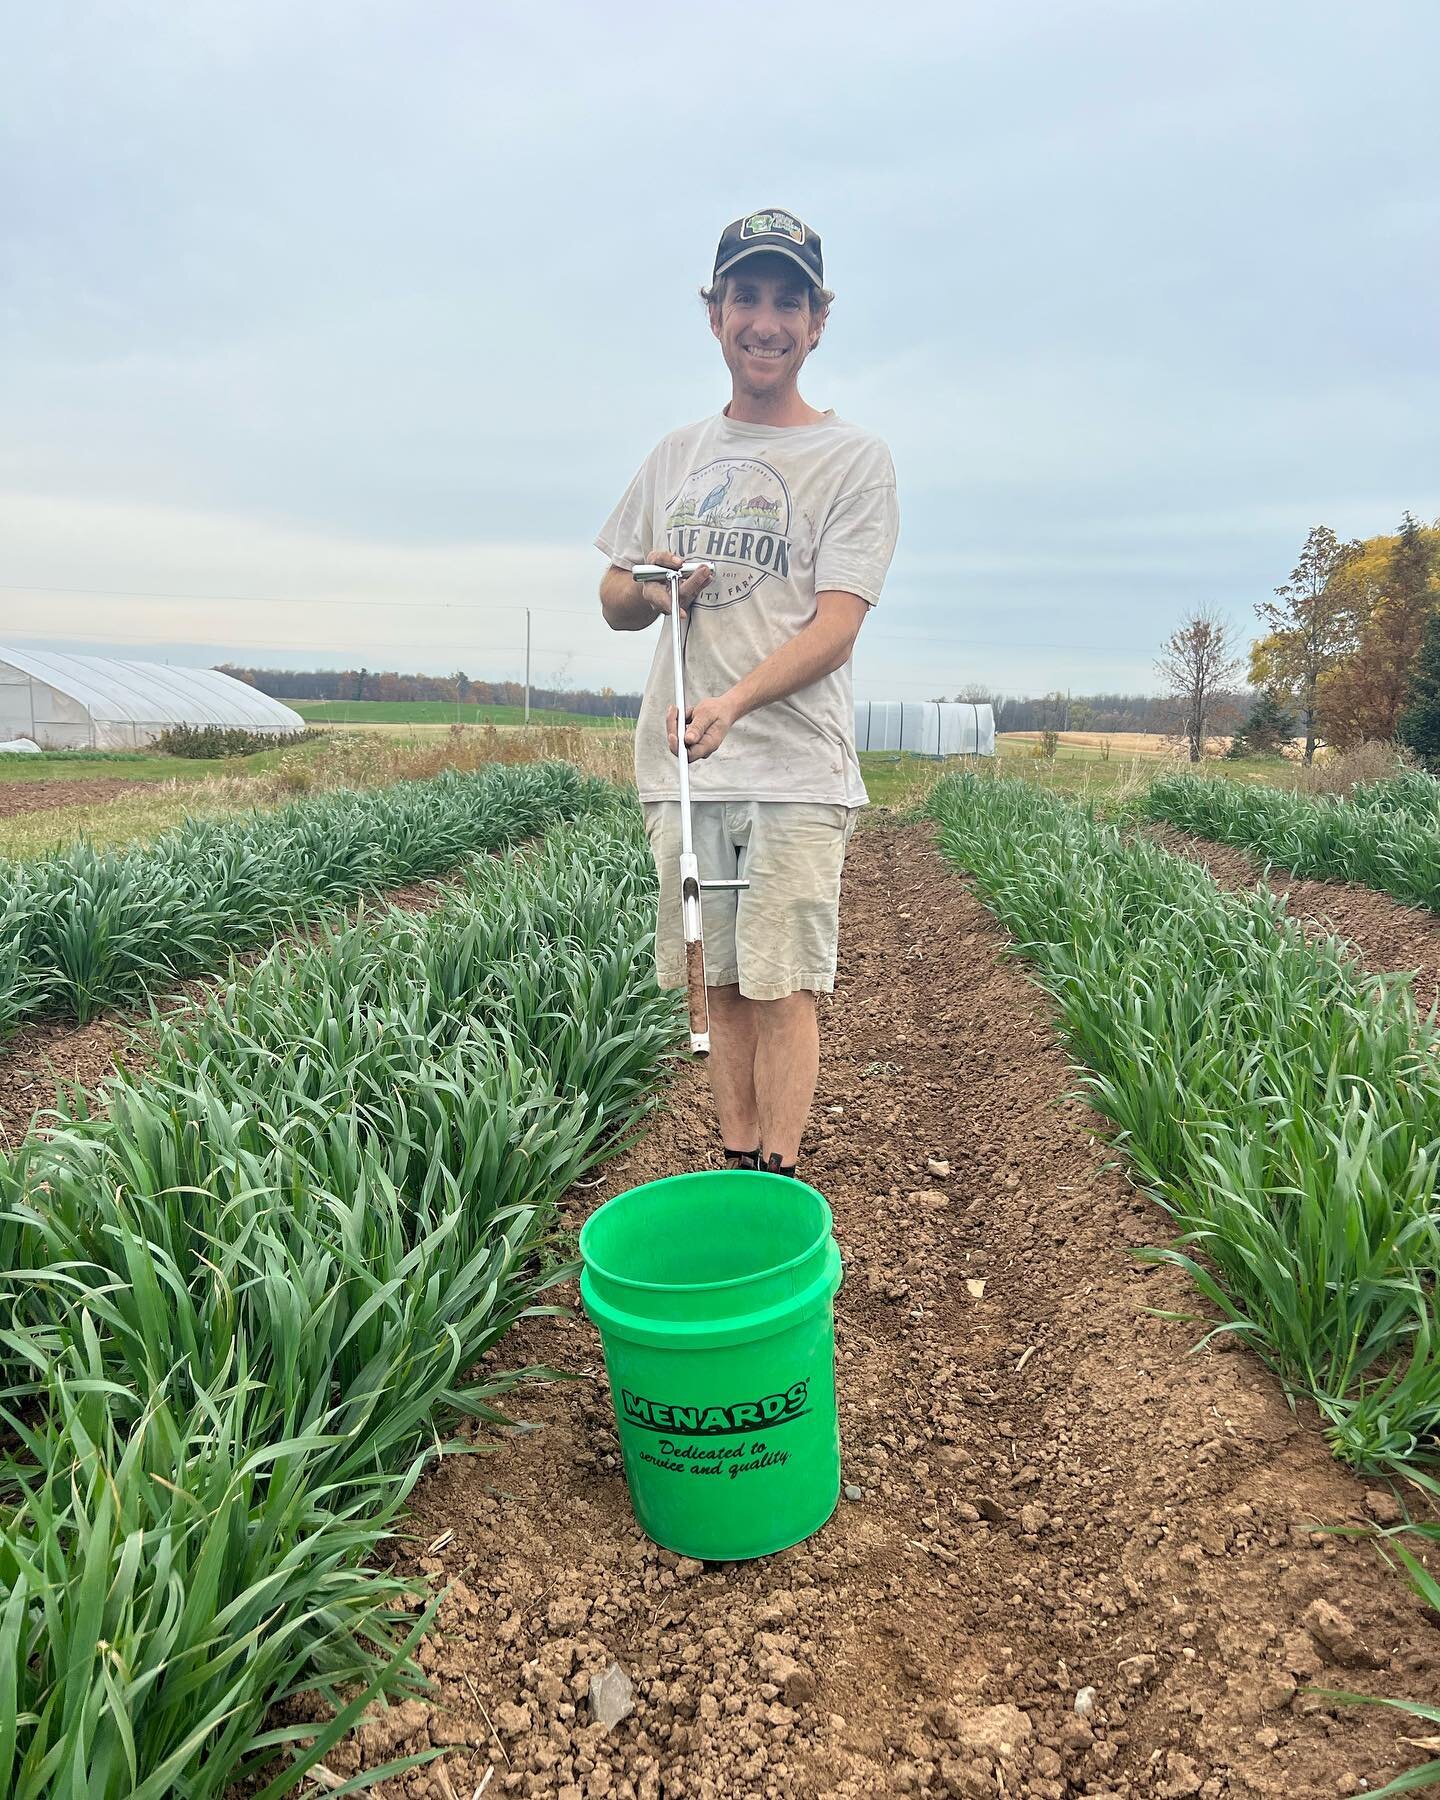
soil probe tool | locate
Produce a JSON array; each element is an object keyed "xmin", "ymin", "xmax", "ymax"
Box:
[{"xmin": 632, "ymin": 559, "xmax": 748, "ymax": 1056}]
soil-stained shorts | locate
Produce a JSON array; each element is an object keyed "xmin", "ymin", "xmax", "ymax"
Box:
[{"xmin": 642, "ymin": 800, "xmax": 860, "ymax": 1002}]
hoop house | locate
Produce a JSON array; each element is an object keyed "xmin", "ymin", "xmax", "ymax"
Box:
[
  {"xmin": 854, "ymin": 701, "xmax": 995, "ymax": 757},
  {"xmin": 0, "ymin": 648, "xmax": 305, "ymax": 750}
]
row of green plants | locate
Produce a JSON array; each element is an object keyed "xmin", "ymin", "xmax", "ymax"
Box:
[
  {"xmin": 1349, "ymin": 766, "xmax": 1440, "ymax": 822},
  {"xmin": 931, "ymin": 774, "xmax": 1440, "ymax": 1471},
  {"xmin": 930, "ymin": 773, "xmax": 1440, "ymax": 1795},
  {"xmin": 0, "ymin": 760, "xmax": 597, "ymax": 1032},
  {"xmin": 0, "ymin": 805, "xmax": 681, "ymax": 1796},
  {"xmin": 152, "ymin": 723, "xmax": 321, "ymax": 758},
  {"xmin": 1142, "ymin": 771, "xmax": 1440, "ymax": 914}
]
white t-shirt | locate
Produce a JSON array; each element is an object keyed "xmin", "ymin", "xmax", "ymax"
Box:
[{"xmin": 596, "ymin": 409, "xmax": 899, "ymax": 805}]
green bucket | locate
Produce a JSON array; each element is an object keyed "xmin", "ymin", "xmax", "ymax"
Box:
[{"xmin": 579, "ymin": 1170, "xmax": 843, "ymax": 1562}]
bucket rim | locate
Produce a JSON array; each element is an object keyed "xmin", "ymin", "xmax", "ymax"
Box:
[{"xmin": 579, "ymin": 1169, "xmax": 834, "ymax": 1297}]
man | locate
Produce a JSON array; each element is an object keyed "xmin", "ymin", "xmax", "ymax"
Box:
[{"xmin": 596, "ymin": 207, "xmax": 899, "ymax": 1178}]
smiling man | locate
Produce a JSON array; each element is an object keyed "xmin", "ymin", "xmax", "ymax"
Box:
[{"xmin": 597, "ymin": 207, "xmax": 899, "ymax": 1179}]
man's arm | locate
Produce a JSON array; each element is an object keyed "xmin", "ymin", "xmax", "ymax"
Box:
[
  {"xmin": 669, "ymin": 591, "xmax": 870, "ymax": 760},
  {"xmin": 599, "ymin": 564, "xmax": 658, "ymax": 631},
  {"xmin": 600, "ymin": 555, "xmax": 713, "ymax": 631}
]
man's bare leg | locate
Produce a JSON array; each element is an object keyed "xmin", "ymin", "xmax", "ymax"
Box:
[
  {"xmin": 754, "ymin": 990, "xmax": 819, "ymax": 1167},
  {"xmin": 706, "ymin": 982, "xmax": 760, "ymax": 1153}
]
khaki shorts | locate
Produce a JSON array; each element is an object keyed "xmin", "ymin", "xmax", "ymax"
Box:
[{"xmin": 642, "ymin": 800, "xmax": 860, "ymax": 1001}]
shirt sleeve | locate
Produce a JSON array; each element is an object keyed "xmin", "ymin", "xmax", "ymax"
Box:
[
  {"xmin": 594, "ymin": 449, "xmax": 656, "ymax": 571},
  {"xmin": 814, "ymin": 448, "xmax": 899, "ymax": 608}
]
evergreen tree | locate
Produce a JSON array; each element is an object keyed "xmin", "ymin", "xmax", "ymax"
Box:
[
  {"xmin": 1226, "ymin": 691, "xmax": 1295, "ymax": 758},
  {"xmin": 1398, "ymin": 609, "xmax": 1440, "ymax": 772}
]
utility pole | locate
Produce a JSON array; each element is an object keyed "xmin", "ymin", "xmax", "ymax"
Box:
[{"xmin": 524, "ymin": 608, "xmax": 531, "ymax": 725}]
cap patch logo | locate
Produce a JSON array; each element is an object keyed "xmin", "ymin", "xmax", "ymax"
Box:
[{"xmin": 741, "ymin": 210, "xmax": 804, "ymax": 245}]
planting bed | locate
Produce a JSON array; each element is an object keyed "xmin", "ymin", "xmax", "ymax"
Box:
[
  {"xmin": 348, "ymin": 821, "xmax": 1432, "ymax": 1800},
  {"xmin": 0, "ymin": 874, "xmax": 452, "ymax": 1147},
  {"xmin": 0, "ymin": 809, "xmax": 681, "ymax": 1796},
  {"xmin": 1144, "ymin": 823, "xmax": 1440, "ymax": 1018}
]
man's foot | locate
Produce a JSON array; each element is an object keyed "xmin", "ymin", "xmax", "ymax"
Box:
[
  {"xmin": 762, "ymin": 1151, "xmax": 797, "ymax": 1178},
  {"xmin": 724, "ymin": 1146, "xmax": 761, "ymax": 1170}
]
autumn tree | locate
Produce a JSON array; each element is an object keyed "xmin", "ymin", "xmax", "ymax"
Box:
[
  {"xmin": 1156, "ymin": 610, "xmax": 1243, "ymax": 763},
  {"xmin": 1317, "ymin": 514, "xmax": 1440, "ymax": 748},
  {"xmin": 1252, "ymin": 525, "xmax": 1358, "ymax": 765}
]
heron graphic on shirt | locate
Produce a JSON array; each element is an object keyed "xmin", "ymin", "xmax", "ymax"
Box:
[
  {"xmin": 696, "ymin": 468, "xmax": 735, "ymax": 520},
  {"xmin": 662, "ymin": 455, "xmax": 793, "ymax": 606}
]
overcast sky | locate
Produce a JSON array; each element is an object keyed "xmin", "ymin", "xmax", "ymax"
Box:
[{"xmin": 4, "ymin": 1, "xmax": 1437, "ymax": 703}]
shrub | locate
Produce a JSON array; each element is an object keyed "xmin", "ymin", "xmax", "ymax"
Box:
[{"xmin": 153, "ymin": 724, "xmax": 320, "ymax": 758}]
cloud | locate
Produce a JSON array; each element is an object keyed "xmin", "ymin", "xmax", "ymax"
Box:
[
  {"xmin": 2, "ymin": 1, "xmax": 1437, "ymax": 700},
  {"xmin": 0, "ymin": 491, "xmax": 639, "ymax": 689}
]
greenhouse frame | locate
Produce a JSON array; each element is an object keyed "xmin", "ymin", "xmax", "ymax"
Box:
[
  {"xmin": 854, "ymin": 700, "xmax": 996, "ymax": 757},
  {"xmin": 0, "ymin": 648, "xmax": 306, "ymax": 749}
]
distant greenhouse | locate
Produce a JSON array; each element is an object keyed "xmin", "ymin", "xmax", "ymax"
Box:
[
  {"xmin": 0, "ymin": 649, "xmax": 306, "ymax": 750},
  {"xmin": 854, "ymin": 700, "xmax": 995, "ymax": 757}
]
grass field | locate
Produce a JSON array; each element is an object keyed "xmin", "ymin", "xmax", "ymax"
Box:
[
  {"xmin": 0, "ymin": 744, "xmax": 308, "ymax": 784},
  {"xmin": 294, "ymin": 699, "xmax": 636, "ymax": 728},
  {"xmin": 858, "ymin": 739, "xmax": 1294, "ymax": 807}
]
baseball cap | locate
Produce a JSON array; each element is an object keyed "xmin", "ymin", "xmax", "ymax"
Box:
[{"xmin": 712, "ymin": 208, "xmax": 824, "ymax": 287}]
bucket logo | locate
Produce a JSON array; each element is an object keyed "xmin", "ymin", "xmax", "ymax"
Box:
[
  {"xmin": 621, "ymin": 1380, "xmax": 810, "ymax": 1437},
  {"xmin": 662, "ymin": 458, "xmax": 793, "ymax": 608}
]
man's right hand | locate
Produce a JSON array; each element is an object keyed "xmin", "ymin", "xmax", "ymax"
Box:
[{"xmin": 637, "ymin": 550, "xmax": 712, "ymax": 616}]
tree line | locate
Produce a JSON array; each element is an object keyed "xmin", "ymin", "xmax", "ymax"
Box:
[
  {"xmin": 944, "ymin": 691, "xmax": 1196, "ymax": 734},
  {"xmin": 1148, "ymin": 514, "xmax": 1440, "ymax": 766},
  {"xmin": 972, "ymin": 513, "xmax": 1440, "ymax": 768},
  {"xmin": 219, "ymin": 666, "xmax": 643, "ymax": 719},
  {"xmin": 1248, "ymin": 514, "xmax": 1440, "ymax": 765}
]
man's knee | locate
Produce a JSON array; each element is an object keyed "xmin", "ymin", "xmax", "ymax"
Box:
[{"xmin": 753, "ymin": 989, "xmax": 817, "ymax": 1021}]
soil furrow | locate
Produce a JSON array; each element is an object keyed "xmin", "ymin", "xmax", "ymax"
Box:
[
  {"xmin": 0, "ymin": 875, "xmax": 450, "ymax": 1144},
  {"xmin": 1143, "ymin": 823, "xmax": 1440, "ymax": 1016},
  {"xmin": 350, "ymin": 819, "xmax": 1432, "ymax": 1800}
]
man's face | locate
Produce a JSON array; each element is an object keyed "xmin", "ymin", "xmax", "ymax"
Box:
[{"xmin": 709, "ymin": 256, "xmax": 819, "ymax": 397}]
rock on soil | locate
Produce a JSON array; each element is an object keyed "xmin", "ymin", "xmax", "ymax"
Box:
[{"xmin": 336, "ymin": 822, "xmax": 1431, "ymax": 1798}]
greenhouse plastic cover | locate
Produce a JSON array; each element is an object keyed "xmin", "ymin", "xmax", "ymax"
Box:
[
  {"xmin": 854, "ymin": 701, "xmax": 995, "ymax": 757},
  {"xmin": 0, "ymin": 649, "xmax": 305, "ymax": 750}
]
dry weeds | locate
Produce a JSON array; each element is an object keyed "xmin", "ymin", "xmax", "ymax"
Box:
[{"xmin": 0, "ymin": 726, "xmax": 636, "ymax": 858}]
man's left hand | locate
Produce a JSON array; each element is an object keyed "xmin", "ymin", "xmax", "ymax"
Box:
[{"xmin": 666, "ymin": 695, "xmax": 737, "ymax": 761}]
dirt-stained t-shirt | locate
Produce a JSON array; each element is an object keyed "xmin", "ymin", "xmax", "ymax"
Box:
[{"xmin": 595, "ymin": 409, "xmax": 899, "ymax": 806}]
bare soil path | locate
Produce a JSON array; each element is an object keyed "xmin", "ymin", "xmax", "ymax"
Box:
[
  {"xmin": 341, "ymin": 820, "xmax": 1432, "ymax": 1800},
  {"xmin": 0, "ymin": 776, "xmax": 150, "ymax": 817}
]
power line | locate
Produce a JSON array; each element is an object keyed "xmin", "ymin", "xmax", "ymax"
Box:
[{"xmin": 0, "ymin": 583, "xmax": 1147, "ymax": 657}]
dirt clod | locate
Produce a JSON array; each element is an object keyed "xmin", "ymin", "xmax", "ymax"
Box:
[
  {"xmin": 956, "ymin": 1702, "xmax": 1032, "ymax": 1758},
  {"xmin": 1303, "ymin": 1598, "xmax": 1388, "ymax": 1669},
  {"xmin": 1363, "ymin": 1488, "xmax": 1403, "ymax": 1526}
]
